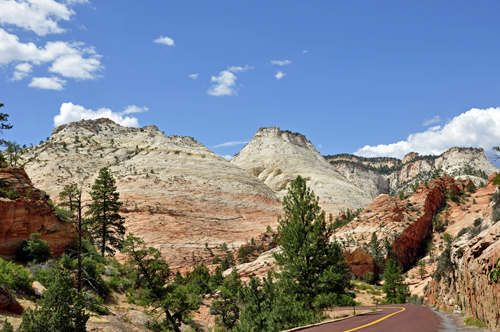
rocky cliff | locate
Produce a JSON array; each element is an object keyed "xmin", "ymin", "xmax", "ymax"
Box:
[
  {"xmin": 330, "ymin": 147, "xmax": 499, "ymax": 199},
  {"xmin": 0, "ymin": 168, "xmax": 74, "ymax": 258},
  {"xmin": 424, "ymin": 174, "xmax": 500, "ymax": 331},
  {"xmin": 20, "ymin": 119, "xmax": 282, "ymax": 268},
  {"xmin": 231, "ymin": 127, "xmax": 372, "ymax": 215}
]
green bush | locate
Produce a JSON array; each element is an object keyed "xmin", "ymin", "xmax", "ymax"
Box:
[
  {"xmin": 0, "ymin": 179, "xmax": 20, "ymax": 200},
  {"xmin": 362, "ymin": 272, "xmax": 374, "ymax": 284},
  {"xmin": 16, "ymin": 233, "xmax": 52, "ymax": 263},
  {"xmin": 465, "ymin": 317, "xmax": 487, "ymax": 328},
  {"xmin": 0, "ymin": 258, "xmax": 33, "ymax": 294}
]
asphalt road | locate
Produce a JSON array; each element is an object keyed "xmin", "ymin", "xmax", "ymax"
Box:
[{"xmin": 300, "ymin": 305, "xmax": 442, "ymax": 332}]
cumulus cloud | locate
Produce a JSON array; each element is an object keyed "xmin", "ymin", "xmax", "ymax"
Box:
[
  {"xmin": 153, "ymin": 36, "xmax": 175, "ymax": 46},
  {"xmin": 122, "ymin": 105, "xmax": 149, "ymax": 115},
  {"xmin": 28, "ymin": 76, "xmax": 66, "ymax": 90},
  {"xmin": 11, "ymin": 62, "xmax": 32, "ymax": 80},
  {"xmin": 354, "ymin": 108, "xmax": 500, "ymax": 159},
  {"xmin": 53, "ymin": 102, "xmax": 148, "ymax": 127},
  {"xmin": 0, "ymin": 28, "xmax": 102, "ymax": 80},
  {"xmin": 271, "ymin": 60, "xmax": 291, "ymax": 66},
  {"xmin": 0, "ymin": 0, "xmax": 79, "ymax": 36},
  {"xmin": 213, "ymin": 140, "xmax": 248, "ymax": 148},
  {"xmin": 423, "ymin": 115, "xmax": 441, "ymax": 126},
  {"xmin": 303, "ymin": 50, "xmax": 308, "ymax": 53},
  {"xmin": 207, "ymin": 65, "xmax": 253, "ymax": 97},
  {"xmin": 275, "ymin": 71, "xmax": 285, "ymax": 80},
  {"xmin": 189, "ymin": 73, "xmax": 198, "ymax": 79}
]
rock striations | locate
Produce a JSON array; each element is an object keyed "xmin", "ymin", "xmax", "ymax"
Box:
[
  {"xmin": 20, "ymin": 119, "xmax": 282, "ymax": 268},
  {"xmin": 231, "ymin": 127, "xmax": 372, "ymax": 214},
  {"xmin": 329, "ymin": 148, "xmax": 499, "ymax": 198}
]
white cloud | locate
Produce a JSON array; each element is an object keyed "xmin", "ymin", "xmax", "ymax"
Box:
[
  {"xmin": 153, "ymin": 36, "xmax": 175, "ymax": 46},
  {"xmin": 207, "ymin": 65, "xmax": 253, "ymax": 97},
  {"xmin": 275, "ymin": 71, "xmax": 285, "ymax": 80},
  {"xmin": 271, "ymin": 60, "xmax": 291, "ymax": 66},
  {"xmin": 303, "ymin": 50, "xmax": 307, "ymax": 53},
  {"xmin": 423, "ymin": 115, "xmax": 441, "ymax": 126},
  {"xmin": 28, "ymin": 76, "xmax": 66, "ymax": 90},
  {"xmin": 0, "ymin": 29, "xmax": 103, "ymax": 80},
  {"xmin": 354, "ymin": 107, "xmax": 500, "ymax": 159},
  {"xmin": 213, "ymin": 140, "xmax": 248, "ymax": 148},
  {"xmin": 53, "ymin": 102, "xmax": 146, "ymax": 127},
  {"xmin": 0, "ymin": 0, "xmax": 78, "ymax": 36},
  {"xmin": 218, "ymin": 154, "xmax": 233, "ymax": 161},
  {"xmin": 189, "ymin": 73, "xmax": 198, "ymax": 79},
  {"xmin": 122, "ymin": 105, "xmax": 149, "ymax": 115},
  {"xmin": 11, "ymin": 62, "xmax": 32, "ymax": 80},
  {"xmin": 318, "ymin": 144, "xmax": 322, "ymax": 148}
]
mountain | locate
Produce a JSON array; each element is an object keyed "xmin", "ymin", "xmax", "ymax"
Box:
[
  {"xmin": 20, "ymin": 119, "xmax": 282, "ymax": 268},
  {"xmin": 327, "ymin": 147, "xmax": 499, "ymax": 198},
  {"xmin": 231, "ymin": 127, "xmax": 373, "ymax": 214}
]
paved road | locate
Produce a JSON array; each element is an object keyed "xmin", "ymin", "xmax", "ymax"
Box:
[{"xmin": 300, "ymin": 305, "xmax": 442, "ymax": 332}]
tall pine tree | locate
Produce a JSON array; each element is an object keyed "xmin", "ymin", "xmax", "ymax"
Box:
[
  {"xmin": 273, "ymin": 175, "xmax": 355, "ymax": 310},
  {"xmin": 86, "ymin": 167, "xmax": 125, "ymax": 257},
  {"xmin": 382, "ymin": 258, "xmax": 410, "ymax": 304}
]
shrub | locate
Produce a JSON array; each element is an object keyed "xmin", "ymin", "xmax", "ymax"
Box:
[
  {"xmin": 0, "ymin": 258, "xmax": 33, "ymax": 294},
  {"xmin": 433, "ymin": 244, "xmax": 452, "ymax": 282},
  {"xmin": 362, "ymin": 272, "xmax": 374, "ymax": 284},
  {"xmin": 466, "ymin": 182, "xmax": 476, "ymax": 193},
  {"xmin": 457, "ymin": 227, "xmax": 469, "ymax": 238},
  {"xmin": 408, "ymin": 294, "xmax": 423, "ymax": 305},
  {"xmin": 443, "ymin": 233, "xmax": 453, "ymax": 244},
  {"xmin": 16, "ymin": 233, "xmax": 52, "ymax": 263}
]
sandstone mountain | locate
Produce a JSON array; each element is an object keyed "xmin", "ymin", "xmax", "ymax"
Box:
[
  {"xmin": 19, "ymin": 119, "xmax": 282, "ymax": 268},
  {"xmin": 328, "ymin": 147, "xmax": 499, "ymax": 199},
  {"xmin": 231, "ymin": 127, "xmax": 373, "ymax": 215}
]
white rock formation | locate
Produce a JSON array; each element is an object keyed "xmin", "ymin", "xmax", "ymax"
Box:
[{"xmin": 231, "ymin": 127, "xmax": 373, "ymax": 214}]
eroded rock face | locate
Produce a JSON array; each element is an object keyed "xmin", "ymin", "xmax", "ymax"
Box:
[
  {"xmin": 20, "ymin": 119, "xmax": 282, "ymax": 268},
  {"xmin": 425, "ymin": 219, "xmax": 500, "ymax": 331},
  {"xmin": 331, "ymin": 163, "xmax": 389, "ymax": 199},
  {"xmin": 0, "ymin": 168, "xmax": 74, "ymax": 258},
  {"xmin": 0, "ymin": 289, "xmax": 23, "ymax": 314},
  {"xmin": 231, "ymin": 127, "xmax": 372, "ymax": 215},
  {"xmin": 337, "ymin": 175, "xmax": 474, "ymax": 275}
]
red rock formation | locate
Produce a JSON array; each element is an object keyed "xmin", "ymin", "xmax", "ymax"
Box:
[
  {"xmin": 0, "ymin": 289, "xmax": 23, "ymax": 314},
  {"xmin": 0, "ymin": 168, "xmax": 75, "ymax": 259},
  {"xmin": 345, "ymin": 247, "xmax": 376, "ymax": 279},
  {"xmin": 402, "ymin": 152, "xmax": 419, "ymax": 164},
  {"xmin": 341, "ymin": 175, "xmax": 474, "ymax": 276}
]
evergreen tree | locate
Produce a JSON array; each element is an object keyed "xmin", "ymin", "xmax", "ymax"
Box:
[
  {"xmin": 210, "ymin": 269, "xmax": 242, "ymax": 330},
  {"xmin": 86, "ymin": 167, "xmax": 125, "ymax": 257},
  {"xmin": 417, "ymin": 259, "xmax": 426, "ymax": 280},
  {"xmin": 382, "ymin": 258, "xmax": 410, "ymax": 304},
  {"xmin": 122, "ymin": 235, "xmax": 199, "ymax": 332},
  {"xmin": 18, "ymin": 267, "xmax": 89, "ymax": 332},
  {"xmin": 273, "ymin": 175, "xmax": 355, "ymax": 310},
  {"xmin": 368, "ymin": 232, "xmax": 383, "ymax": 271},
  {"xmin": 0, "ymin": 320, "xmax": 14, "ymax": 332}
]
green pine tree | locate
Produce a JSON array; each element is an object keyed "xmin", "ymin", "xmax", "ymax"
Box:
[
  {"xmin": 382, "ymin": 258, "xmax": 410, "ymax": 304},
  {"xmin": 274, "ymin": 175, "xmax": 355, "ymax": 310},
  {"xmin": 18, "ymin": 267, "xmax": 89, "ymax": 332},
  {"xmin": 122, "ymin": 235, "xmax": 199, "ymax": 332},
  {"xmin": 86, "ymin": 167, "xmax": 125, "ymax": 257},
  {"xmin": 210, "ymin": 269, "xmax": 242, "ymax": 330},
  {"xmin": 0, "ymin": 319, "xmax": 14, "ymax": 332}
]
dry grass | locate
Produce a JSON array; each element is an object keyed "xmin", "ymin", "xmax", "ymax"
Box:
[{"xmin": 322, "ymin": 309, "xmax": 371, "ymax": 320}]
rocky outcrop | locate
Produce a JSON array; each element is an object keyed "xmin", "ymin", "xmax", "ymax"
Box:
[
  {"xmin": 402, "ymin": 152, "xmax": 419, "ymax": 164},
  {"xmin": 0, "ymin": 168, "xmax": 74, "ymax": 258},
  {"xmin": 345, "ymin": 247, "xmax": 376, "ymax": 279},
  {"xmin": 336, "ymin": 176, "xmax": 473, "ymax": 275},
  {"xmin": 231, "ymin": 127, "xmax": 372, "ymax": 215},
  {"xmin": 0, "ymin": 289, "xmax": 23, "ymax": 314},
  {"xmin": 331, "ymin": 163, "xmax": 389, "ymax": 199},
  {"xmin": 20, "ymin": 119, "xmax": 282, "ymax": 268}
]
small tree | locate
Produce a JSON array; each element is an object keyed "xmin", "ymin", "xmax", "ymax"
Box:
[
  {"xmin": 86, "ymin": 167, "xmax": 125, "ymax": 257},
  {"xmin": 16, "ymin": 233, "xmax": 52, "ymax": 263},
  {"xmin": 18, "ymin": 267, "xmax": 89, "ymax": 332},
  {"xmin": 210, "ymin": 269, "xmax": 242, "ymax": 330},
  {"xmin": 382, "ymin": 258, "xmax": 410, "ymax": 304},
  {"xmin": 417, "ymin": 259, "xmax": 426, "ymax": 279},
  {"xmin": 274, "ymin": 175, "xmax": 355, "ymax": 310},
  {"xmin": 368, "ymin": 232, "xmax": 383, "ymax": 269},
  {"xmin": 0, "ymin": 320, "xmax": 14, "ymax": 332},
  {"xmin": 122, "ymin": 235, "xmax": 199, "ymax": 332}
]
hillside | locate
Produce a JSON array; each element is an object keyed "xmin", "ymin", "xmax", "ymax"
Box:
[
  {"xmin": 231, "ymin": 127, "xmax": 373, "ymax": 215},
  {"xmin": 18, "ymin": 119, "xmax": 282, "ymax": 268}
]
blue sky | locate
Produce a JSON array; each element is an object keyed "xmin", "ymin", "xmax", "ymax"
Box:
[{"xmin": 2, "ymin": 1, "xmax": 500, "ymax": 161}]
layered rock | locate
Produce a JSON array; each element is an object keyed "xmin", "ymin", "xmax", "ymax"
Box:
[
  {"xmin": 425, "ymin": 192, "xmax": 500, "ymax": 331},
  {"xmin": 0, "ymin": 168, "xmax": 74, "ymax": 258},
  {"xmin": 331, "ymin": 163, "xmax": 389, "ymax": 199},
  {"xmin": 336, "ymin": 175, "xmax": 474, "ymax": 276},
  {"xmin": 20, "ymin": 119, "xmax": 282, "ymax": 268},
  {"xmin": 231, "ymin": 127, "xmax": 372, "ymax": 214}
]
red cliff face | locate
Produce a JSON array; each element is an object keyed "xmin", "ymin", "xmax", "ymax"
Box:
[
  {"xmin": 342, "ymin": 175, "xmax": 473, "ymax": 276},
  {"xmin": 0, "ymin": 168, "xmax": 75, "ymax": 258}
]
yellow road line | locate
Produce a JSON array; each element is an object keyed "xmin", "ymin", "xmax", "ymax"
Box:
[{"xmin": 342, "ymin": 307, "xmax": 406, "ymax": 332}]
